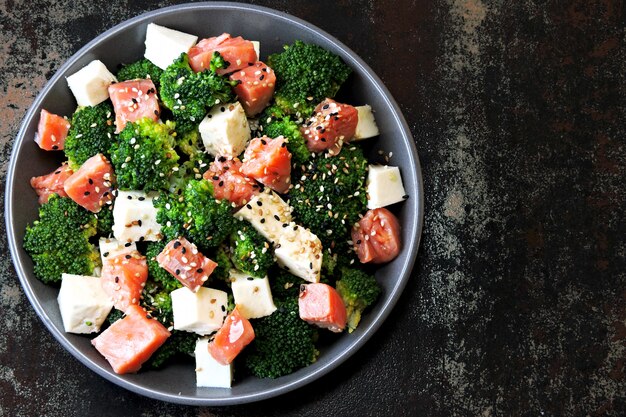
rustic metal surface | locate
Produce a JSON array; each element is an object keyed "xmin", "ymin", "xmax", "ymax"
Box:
[{"xmin": 1, "ymin": 0, "xmax": 624, "ymax": 416}]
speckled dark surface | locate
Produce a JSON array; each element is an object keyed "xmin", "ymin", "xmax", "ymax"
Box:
[{"xmin": 1, "ymin": 0, "xmax": 624, "ymax": 416}]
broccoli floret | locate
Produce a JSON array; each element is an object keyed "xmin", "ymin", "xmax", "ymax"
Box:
[
  {"xmin": 155, "ymin": 179, "xmax": 236, "ymax": 252},
  {"xmin": 175, "ymin": 127, "xmax": 205, "ymax": 158},
  {"xmin": 208, "ymin": 244, "xmax": 233, "ymax": 284},
  {"xmin": 259, "ymin": 112, "xmax": 310, "ymax": 167},
  {"xmin": 23, "ymin": 195, "xmax": 100, "ymax": 284},
  {"xmin": 116, "ymin": 58, "xmax": 164, "ymax": 89},
  {"xmin": 143, "ymin": 330, "xmax": 197, "ymax": 370},
  {"xmin": 110, "ymin": 118, "xmax": 180, "ymax": 191},
  {"xmin": 64, "ymin": 102, "xmax": 116, "ymax": 170},
  {"xmin": 336, "ymin": 268, "xmax": 381, "ymax": 333},
  {"xmin": 230, "ymin": 221, "xmax": 274, "ymax": 278},
  {"xmin": 269, "ymin": 267, "xmax": 305, "ymax": 301},
  {"xmin": 243, "ymin": 297, "xmax": 318, "ymax": 378},
  {"xmin": 267, "ymin": 40, "xmax": 352, "ymax": 118},
  {"xmin": 106, "ymin": 308, "xmax": 124, "ymax": 325},
  {"xmin": 288, "ymin": 145, "xmax": 368, "ymax": 252},
  {"xmin": 145, "ymin": 241, "xmax": 182, "ymax": 293},
  {"xmin": 95, "ymin": 205, "xmax": 114, "ymax": 236},
  {"xmin": 160, "ymin": 52, "xmax": 238, "ymax": 134},
  {"xmin": 141, "ymin": 280, "xmax": 174, "ymax": 326}
]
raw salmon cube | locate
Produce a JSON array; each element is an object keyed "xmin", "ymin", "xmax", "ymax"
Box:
[
  {"xmin": 298, "ymin": 283, "xmax": 347, "ymax": 333},
  {"xmin": 208, "ymin": 306, "xmax": 255, "ymax": 365},
  {"xmin": 35, "ymin": 109, "xmax": 70, "ymax": 151},
  {"xmin": 63, "ymin": 153, "xmax": 115, "ymax": 213},
  {"xmin": 229, "ymin": 61, "xmax": 276, "ymax": 116},
  {"xmin": 108, "ymin": 79, "xmax": 160, "ymax": 133},
  {"xmin": 91, "ymin": 304, "xmax": 170, "ymax": 374},
  {"xmin": 30, "ymin": 163, "xmax": 73, "ymax": 204},
  {"xmin": 156, "ymin": 237, "xmax": 218, "ymax": 292}
]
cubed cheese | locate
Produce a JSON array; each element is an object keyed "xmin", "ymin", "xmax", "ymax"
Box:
[
  {"xmin": 229, "ymin": 270, "xmax": 277, "ymax": 319},
  {"xmin": 353, "ymin": 105, "xmax": 379, "ymax": 140},
  {"xmin": 171, "ymin": 287, "xmax": 228, "ymax": 335},
  {"xmin": 66, "ymin": 60, "xmax": 117, "ymax": 107},
  {"xmin": 199, "ymin": 102, "xmax": 250, "ymax": 157},
  {"xmin": 366, "ymin": 165, "xmax": 407, "ymax": 209},
  {"xmin": 274, "ymin": 225, "xmax": 322, "ymax": 283},
  {"xmin": 99, "ymin": 237, "xmax": 137, "ymax": 265},
  {"xmin": 144, "ymin": 23, "xmax": 198, "ymax": 70},
  {"xmin": 195, "ymin": 338, "xmax": 232, "ymax": 388},
  {"xmin": 57, "ymin": 273, "xmax": 114, "ymax": 334},
  {"xmin": 112, "ymin": 190, "xmax": 162, "ymax": 243},
  {"xmin": 234, "ymin": 190, "xmax": 292, "ymax": 244},
  {"xmin": 251, "ymin": 41, "xmax": 260, "ymax": 59}
]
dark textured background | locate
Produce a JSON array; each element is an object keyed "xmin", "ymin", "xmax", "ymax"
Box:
[{"xmin": 1, "ymin": 0, "xmax": 624, "ymax": 416}]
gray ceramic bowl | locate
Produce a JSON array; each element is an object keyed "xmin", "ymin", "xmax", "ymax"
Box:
[{"xmin": 5, "ymin": 2, "xmax": 423, "ymax": 406}]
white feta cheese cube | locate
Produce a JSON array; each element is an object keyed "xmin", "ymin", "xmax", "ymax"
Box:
[
  {"xmin": 251, "ymin": 41, "xmax": 260, "ymax": 59},
  {"xmin": 353, "ymin": 105, "xmax": 379, "ymax": 140},
  {"xmin": 171, "ymin": 287, "xmax": 228, "ymax": 335},
  {"xmin": 274, "ymin": 225, "xmax": 322, "ymax": 283},
  {"xmin": 195, "ymin": 338, "xmax": 232, "ymax": 388},
  {"xmin": 57, "ymin": 274, "xmax": 113, "ymax": 334},
  {"xmin": 144, "ymin": 23, "xmax": 198, "ymax": 70},
  {"xmin": 229, "ymin": 270, "xmax": 277, "ymax": 319},
  {"xmin": 112, "ymin": 190, "xmax": 162, "ymax": 243},
  {"xmin": 234, "ymin": 191, "xmax": 292, "ymax": 243},
  {"xmin": 366, "ymin": 165, "xmax": 407, "ymax": 209},
  {"xmin": 66, "ymin": 60, "xmax": 117, "ymax": 107},
  {"xmin": 99, "ymin": 237, "xmax": 137, "ymax": 265},
  {"xmin": 199, "ymin": 102, "xmax": 251, "ymax": 157}
]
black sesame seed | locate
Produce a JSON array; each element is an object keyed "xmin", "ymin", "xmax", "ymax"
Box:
[
  {"xmin": 261, "ymin": 139, "xmax": 267, "ymax": 145},
  {"xmin": 125, "ymin": 254, "xmax": 131, "ymax": 259},
  {"xmin": 52, "ymin": 145, "xmax": 59, "ymax": 150},
  {"xmin": 127, "ymin": 195, "xmax": 132, "ymax": 200},
  {"xmin": 221, "ymin": 305, "xmax": 226, "ymax": 312},
  {"xmin": 246, "ymin": 204, "xmax": 252, "ymax": 210},
  {"xmin": 356, "ymin": 239, "xmax": 362, "ymax": 244},
  {"xmin": 281, "ymin": 142, "xmax": 287, "ymax": 148},
  {"xmin": 218, "ymin": 156, "xmax": 226, "ymax": 162},
  {"xmin": 212, "ymin": 175, "xmax": 219, "ymax": 181},
  {"xmin": 260, "ymin": 74, "xmax": 265, "ymax": 80},
  {"xmin": 260, "ymin": 218, "xmax": 266, "ymax": 223},
  {"xmin": 282, "ymin": 223, "xmax": 288, "ymax": 228},
  {"xmin": 175, "ymin": 269, "xmax": 180, "ymax": 275},
  {"xmin": 84, "ymin": 191, "xmax": 90, "ymax": 196},
  {"xmin": 220, "ymin": 107, "xmax": 225, "ymax": 112},
  {"xmin": 173, "ymin": 241, "xmax": 181, "ymax": 249},
  {"xmin": 138, "ymin": 196, "xmax": 145, "ymax": 201},
  {"xmin": 322, "ymin": 104, "xmax": 329, "ymax": 110},
  {"xmin": 124, "ymin": 242, "xmax": 131, "ymax": 247},
  {"xmin": 137, "ymin": 220, "xmax": 142, "ymax": 227},
  {"xmin": 103, "ymin": 252, "xmax": 109, "ymax": 257},
  {"xmin": 181, "ymin": 247, "xmax": 186, "ymax": 254},
  {"xmin": 54, "ymin": 171, "xmax": 61, "ymax": 175},
  {"xmin": 247, "ymin": 277, "xmax": 254, "ymax": 281},
  {"xmin": 256, "ymin": 201, "xmax": 263, "ymax": 206},
  {"xmin": 196, "ymin": 268, "xmax": 203, "ymax": 273},
  {"xmin": 88, "ymin": 178, "xmax": 94, "ymax": 185},
  {"xmin": 274, "ymin": 215, "xmax": 280, "ymax": 221},
  {"xmin": 115, "ymin": 276, "xmax": 119, "ymax": 283}
]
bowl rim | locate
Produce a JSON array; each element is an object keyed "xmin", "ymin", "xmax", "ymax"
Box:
[{"xmin": 5, "ymin": 1, "xmax": 424, "ymax": 406}]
